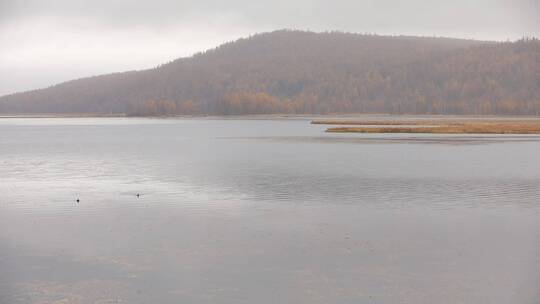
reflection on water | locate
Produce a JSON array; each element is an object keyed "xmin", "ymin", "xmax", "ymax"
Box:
[{"xmin": 1, "ymin": 118, "xmax": 539, "ymax": 303}]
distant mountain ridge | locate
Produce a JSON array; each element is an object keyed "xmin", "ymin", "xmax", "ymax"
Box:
[{"xmin": 1, "ymin": 30, "xmax": 539, "ymax": 115}]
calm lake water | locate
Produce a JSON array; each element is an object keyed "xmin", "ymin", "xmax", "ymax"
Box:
[{"xmin": 1, "ymin": 117, "xmax": 539, "ymax": 303}]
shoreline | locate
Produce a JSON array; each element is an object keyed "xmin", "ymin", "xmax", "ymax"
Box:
[
  {"xmin": 318, "ymin": 118, "xmax": 540, "ymax": 134},
  {"xmin": 2, "ymin": 113, "xmax": 540, "ymax": 120}
]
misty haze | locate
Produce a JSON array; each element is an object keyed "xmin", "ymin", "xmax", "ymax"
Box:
[{"xmin": 1, "ymin": 1, "xmax": 539, "ymax": 303}]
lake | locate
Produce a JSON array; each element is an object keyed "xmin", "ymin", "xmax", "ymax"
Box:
[{"xmin": 1, "ymin": 117, "xmax": 539, "ymax": 303}]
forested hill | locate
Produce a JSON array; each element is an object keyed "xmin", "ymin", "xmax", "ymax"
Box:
[{"xmin": 1, "ymin": 30, "xmax": 539, "ymax": 116}]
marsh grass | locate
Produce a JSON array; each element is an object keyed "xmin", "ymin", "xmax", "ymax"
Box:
[{"xmin": 318, "ymin": 120, "xmax": 540, "ymax": 134}]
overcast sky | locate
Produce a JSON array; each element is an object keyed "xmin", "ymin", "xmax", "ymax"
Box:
[{"xmin": 1, "ymin": 0, "xmax": 538, "ymax": 96}]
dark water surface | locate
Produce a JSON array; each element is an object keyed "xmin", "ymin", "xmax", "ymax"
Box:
[{"xmin": 1, "ymin": 118, "xmax": 539, "ymax": 303}]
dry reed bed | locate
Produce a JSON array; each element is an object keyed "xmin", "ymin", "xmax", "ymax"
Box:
[{"xmin": 316, "ymin": 120, "xmax": 540, "ymax": 134}]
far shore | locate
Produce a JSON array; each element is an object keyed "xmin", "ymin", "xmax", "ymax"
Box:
[
  {"xmin": 3, "ymin": 113, "xmax": 540, "ymax": 134},
  {"xmin": 314, "ymin": 118, "xmax": 540, "ymax": 134},
  {"xmin": 0, "ymin": 113, "xmax": 127, "ymax": 119},
  {"xmin": 2, "ymin": 113, "xmax": 540, "ymax": 120}
]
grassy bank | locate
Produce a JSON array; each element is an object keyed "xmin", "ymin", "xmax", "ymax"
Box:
[{"xmin": 319, "ymin": 119, "xmax": 540, "ymax": 134}]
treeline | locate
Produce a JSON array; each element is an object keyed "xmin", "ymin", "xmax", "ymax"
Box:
[
  {"xmin": 1, "ymin": 31, "xmax": 539, "ymax": 116},
  {"xmin": 129, "ymin": 93, "xmax": 300, "ymax": 116}
]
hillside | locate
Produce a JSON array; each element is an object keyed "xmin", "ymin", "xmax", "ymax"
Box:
[{"xmin": 1, "ymin": 30, "xmax": 539, "ymax": 115}]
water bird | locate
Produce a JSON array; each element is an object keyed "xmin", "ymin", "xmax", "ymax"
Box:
[
  {"xmin": 136, "ymin": 193, "xmax": 140, "ymax": 198},
  {"xmin": 76, "ymin": 198, "xmax": 80, "ymax": 203}
]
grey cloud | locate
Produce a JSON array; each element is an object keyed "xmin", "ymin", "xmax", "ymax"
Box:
[{"xmin": 1, "ymin": 0, "xmax": 538, "ymax": 38}]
